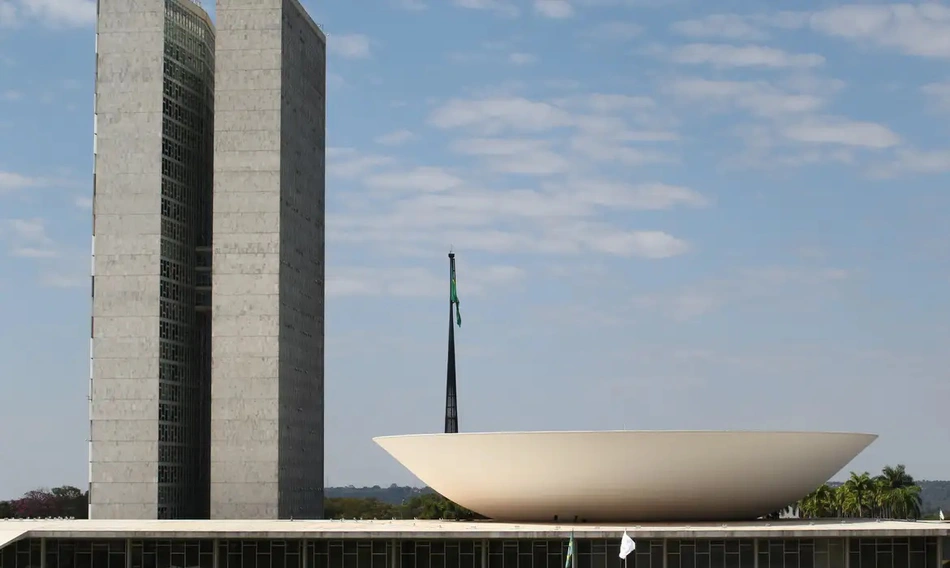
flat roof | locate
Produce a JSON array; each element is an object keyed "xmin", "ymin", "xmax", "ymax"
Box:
[{"xmin": 0, "ymin": 519, "xmax": 948, "ymax": 547}]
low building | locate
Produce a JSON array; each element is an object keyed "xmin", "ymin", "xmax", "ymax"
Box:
[{"xmin": 1, "ymin": 518, "xmax": 948, "ymax": 568}]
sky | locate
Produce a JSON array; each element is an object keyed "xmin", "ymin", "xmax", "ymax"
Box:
[{"xmin": 0, "ymin": 0, "xmax": 949, "ymax": 498}]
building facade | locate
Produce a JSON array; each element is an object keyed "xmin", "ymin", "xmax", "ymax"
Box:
[
  {"xmin": 209, "ymin": 0, "xmax": 326, "ymax": 520},
  {"xmin": 0, "ymin": 521, "xmax": 948, "ymax": 568},
  {"xmin": 90, "ymin": 0, "xmax": 215, "ymax": 521},
  {"xmin": 90, "ymin": 0, "xmax": 326, "ymax": 520}
]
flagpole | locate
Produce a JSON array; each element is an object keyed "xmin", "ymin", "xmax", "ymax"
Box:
[{"xmin": 444, "ymin": 252, "xmax": 459, "ymax": 434}]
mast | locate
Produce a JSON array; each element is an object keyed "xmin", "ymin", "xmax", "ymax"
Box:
[{"xmin": 444, "ymin": 252, "xmax": 459, "ymax": 434}]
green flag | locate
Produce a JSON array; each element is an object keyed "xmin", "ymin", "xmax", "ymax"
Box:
[
  {"xmin": 450, "ymin": 264, "xmax": 461, "ymax": 327},
  {"xmin": 565, "ymin": 533, "xmax": 575, "ymax": 568}
]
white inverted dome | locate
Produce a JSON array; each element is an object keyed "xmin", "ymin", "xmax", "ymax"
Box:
[{"xmin": 374, "ymin": 430, "xmax": 876, "ymax": 522}]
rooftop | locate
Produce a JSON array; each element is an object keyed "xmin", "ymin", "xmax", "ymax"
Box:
[{"xmin": 1, "ymin": 518, "xmax": 948, "ymax": 549}]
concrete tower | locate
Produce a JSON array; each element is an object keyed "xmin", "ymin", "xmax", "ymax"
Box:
[
  {"xmin": 209, "ymin": 0, "xmax": 326, "ymax": 519},
  {"xmin": 89, "ymin": 0, "xmax": 215, "ymax": 519}
]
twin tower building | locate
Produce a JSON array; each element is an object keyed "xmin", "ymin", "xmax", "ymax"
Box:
[{"xmin": 90, "ymin": 0, "xmax": 326, "ymax": 520}]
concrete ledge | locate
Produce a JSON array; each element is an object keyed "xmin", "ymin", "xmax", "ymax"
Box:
[{"xmin": 1, "ymin": 519, "xmax": 948, "ymax": 541}]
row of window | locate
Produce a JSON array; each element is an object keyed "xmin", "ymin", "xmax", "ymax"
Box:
[
  {"xmin": 3, "ymin": 539, "xmax": 947, "ymax": 568},
  {"xmin": 162, "ymin": 98, "xmax": 206, "ymax": 145},
  {"xmin": 161, "ymin": 217, "xmax": 193, "ymax": 245},
  {"xmin": 160, "ymin": 195, "xmax": 194, "ymax": 226},
  {"xmin": 159, "ymin": 299, "xmax": 194, "ymax": 324},
  {"xmin": 165, "ymin": 1, "xmax": 215, "ymax": 51},
  {"xmin": 161, "ymin": 157, "xmax": 207, "ymax": 196}
]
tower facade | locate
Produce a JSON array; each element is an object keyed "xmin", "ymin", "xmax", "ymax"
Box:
[
  {"xmin": 90, "ymin": 0, "xmax": 215, "ymax": 519},
  {"xmin": 209, "ymin": 0, "xmax": 326, "ymax": 519}
]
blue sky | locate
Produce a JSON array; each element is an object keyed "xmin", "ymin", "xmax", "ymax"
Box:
[{"xmin": 1, "ymin": 0, "xmax": 949, "ymax": 497}]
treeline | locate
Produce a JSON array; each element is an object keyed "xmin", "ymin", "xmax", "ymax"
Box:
[
  {"xmin": 0, "ymin": 485, "xmax": 476, "ymax": 521},
  {"xmin": 4, "ymin": 474, "xmax": 950, "ymax": 521},
  {"xmin": 325, "ymin": 492, "xmax": 484, "ymax": 520},
  {"xmin": 0, "ymin": 486, "xmax": 88, "ymax": 519},
  {"xmin": 767, "ymin": 465, "xmax": 946, "ymax": 520}
]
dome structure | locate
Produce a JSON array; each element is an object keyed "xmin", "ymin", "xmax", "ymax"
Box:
[{"xmin": 374, "ymin": 430, "xmax": 876, "ymax": 522}]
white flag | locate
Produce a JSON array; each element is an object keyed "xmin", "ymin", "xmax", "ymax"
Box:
[
  {"xmin": 619, "ymin": 532, "xmax": 636, "ymax": 559},
  {"xmin": 940, "ymin": 509, "xmax": 945, "ymax": 521}
]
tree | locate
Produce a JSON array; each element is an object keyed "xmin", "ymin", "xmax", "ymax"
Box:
[
  {"xmin": 324, "ymin": 498, "xmax": 398, "ymax": 520},
  {"xmin": 13, "ymin": 490, "xmax": 59, "ymax": 518},
  {"xmin": 842, "ymin": 472, "xmax": 876, "ymax": 517},
  {"xmin": 792, "ymin": 464, "xmax": 924, "ymax": 520},
  {"xmin": 51, "ymin": 486, "xmax": 88, "ymax": 519},
  {"xmin": 400, "ymin": 493, "xmax": 484, "ymax": 520},
  {"xmin": 0, "ymin": 486, "xmax": 88, "ymax": 519}
]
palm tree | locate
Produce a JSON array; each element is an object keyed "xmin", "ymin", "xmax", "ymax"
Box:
[
  {"xmin": 793, "ymin": 465, "xmax": 923, "ymax": 520},
  {"xmin": 842, "ymin": 472, "xmax": 876, "ymax": 517},
  {"xmin": 880, "ymin": 464, "xmax": 915, "ymax": 488},
  {"xmin": 800, "ymin": 484, "xmax": 837, "ymax": 518},
  {"xmin": 873, "ymin": 464, "xmax": 921, "ymax": 519}
]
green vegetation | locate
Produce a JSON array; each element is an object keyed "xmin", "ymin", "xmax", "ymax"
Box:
[
  {"xmin": 325, "ymin": 492, "xmax": 484, "ymax": 521},
  {"xmin": 0, "ymin": 486, "xmax": 88, "ymax": 519},
  {"xmin": 768, "ymin": 465, "xmax": 929, "ymax": 520},
  {"xmin": 3, "ymin": 470, "xmax": 948, "ymax": 521}
]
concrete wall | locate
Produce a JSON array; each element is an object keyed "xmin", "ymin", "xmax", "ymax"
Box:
[
  {"xmin": 210, "ymin": 0, "xmax": 325, "ymax": 520},
  {"xmin": 89, "ymin": 0, "xmax": 166, "ymax": 520},
  {"xmin": 211, "ymin": 0, "xmax": 283, "ymax": 519},
  {"xmin": 277, "ymin": 0, "xmax": 326, "ymax": 520}
]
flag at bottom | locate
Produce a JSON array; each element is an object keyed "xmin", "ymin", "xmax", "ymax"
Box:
[
  {"xmin": 565, "ymin": 533, "xmax": 575, "ymax": 568},
  {"xmin": 619, "ymin": 531, "xmax": 636, "ymax": 559}
]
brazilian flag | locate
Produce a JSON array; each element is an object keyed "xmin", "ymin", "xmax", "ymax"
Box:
[
  {"xmin": 450, "ymin": 262, "xmax": 461, "ymax": 327},
  {"xmin": 565, "ymin": 533, "xmax": 575, "ymax": 568}
]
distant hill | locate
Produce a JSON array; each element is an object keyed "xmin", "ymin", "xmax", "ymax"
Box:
[
  {"xmin": 326, "ymin": 485, "xmax": 434, "ymax": 504},
  {"xmin": 327, "ymin": 481, "xmax": 950, "ymax": 513},
  {"xmin": 918, "ymin": 481, "xmax": 950, "ymax": 514}
]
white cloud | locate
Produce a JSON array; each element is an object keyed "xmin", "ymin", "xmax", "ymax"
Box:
[
  {"xmin": 328, "ymin": 144, "xmax": 701, "ymax": 260},
  {"xmin": 921, "ymin": 81, "xmax": 950, "ymax": 109},
  {"xmin": 634, "ymin": 265, "xmax": 851, "ymax": 321},
  {"xmin": 328, "ymin": 264, "xmax": 525, "ymax": 298},
  {"xmin": 453, "ymin": 0, "xmax": 519, "ymax": 17},
  {"xmin": 328, "ymin": 33, "xmax": 372, "ymax": 59},
  {"xmin": 671, "ymin": 14, "xmax": 769, "ymax": 40},
  {"xmin": 670, "ymin": 44, "xmax": 825, "ymax": 69},
  {"xmin": 1, "ymin": 0, "xmax": 94, "ymax": 27},
  {"xmin": 664, "ymin": 76, "xmax": 901, "ymax": 168},
  {"xmin": 2, "ymin": 90, "xmax": 20, "ymax": 101},
  {"xmin": 74, "ymin": 195, "xmax": 92, "ymax": 210},
  {"xmin": 780, "ymin": 117, "xmax": 901, "ymax": 149},
  {"xmin": 364, "ymin": 167, "xmax": 464, "ymax": 192},
  {"xmin": 0, "ymin": 218, "xmax": 58, "ymax": 258},
  {"xmin": 391, "ymin": 0, "xmax": 426, "ymax": 10},
  {"xmin": 430, "ymin": 93, "xmax": 677, "ymax": 171},
  {"xmin": 676, "ymin": 6, "xmax": 950, "ymax": 59},
  {"xmin": 0, "ymin": 170, "xmax": 45, "ymax": 193},
  {"xmin": 587, "ymin": 229, "xmax": 689, "ymax": 258},
  {"xmin": 327, "ymin": 148, "xmax": 396, "ymax": 179},
  {"xmin": 40, "ymin": 272, "xmax": 86, "ymax": 288},
  {"xmin": 429, "ymin": 97, "xmax": 575, "ymax": 133},
  {"xmin": 665, "ymin": 78, "xmax": 824, "ymax": 118},
  {"xmin": 374, "ymin": 129, "xmax": 414, "ymax": 146},
  {"xmin": 570, "ymin": 136, "xmax": 673, "ymax": 166},
  {"xmin": 809, "ymin": 3, "xmax": 950, "ymax": 59},
  {"xmin": 871, "ymin": 148, "xmax": 950, "ymax": 177},
  {"xmin": 552, "ymin": 180, "xmax": 708, "ymax": 210},
  {"xmin": 331, "ymin": 88, "xmax": 696, "ymax": 261},
  {"xmin": 579, "ymin": 21, "xmax": 642, "ymax": 42},
  {"xmin": 535, "ymin": 0, "xmax": 573, "ymax": 18},
  {"xmin": 634, "ymin": 290, "xmax": 722, "ymax": 321},
  {"xmin": 575, "ymin": 93, "xmax": 655, "ymax": 113},
  {"xmin": 453, "ymin": 137, "xmax": 571, "ymax": 175},
  {"xmin": 0, "ymin": 2, "xmax": 16, "ymax": 27},
  {"xmin": 508, "ymin": 52, "xmax": 537, "ymax": 65}
]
